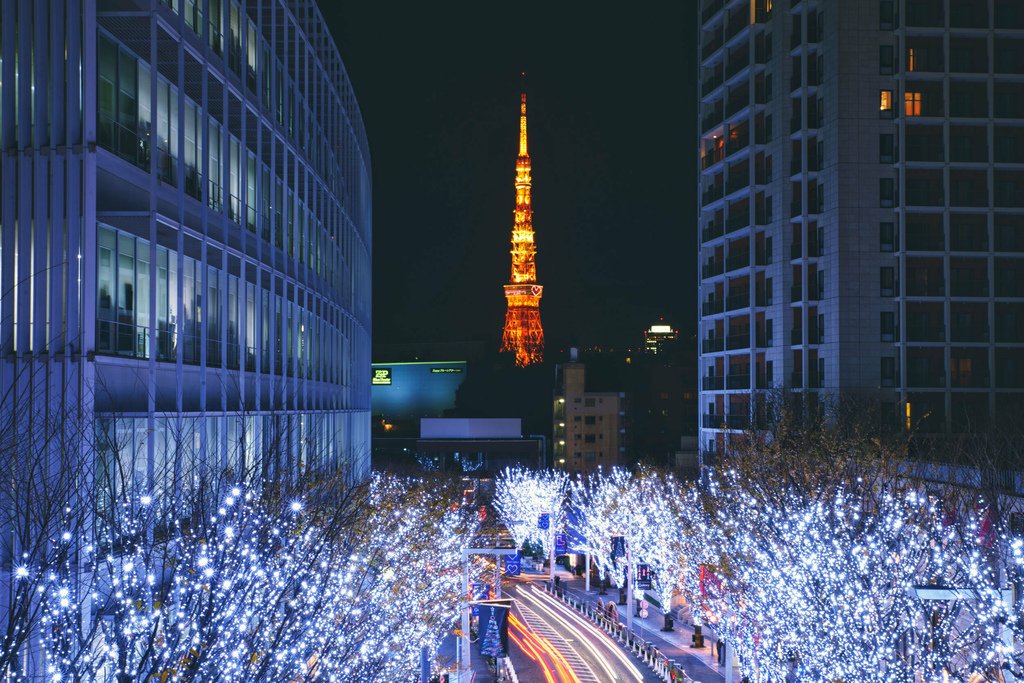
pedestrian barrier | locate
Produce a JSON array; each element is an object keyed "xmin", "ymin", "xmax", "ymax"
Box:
[{"xmin": 542, "ymin": 582, "xmax": 695, "ymax": 683}]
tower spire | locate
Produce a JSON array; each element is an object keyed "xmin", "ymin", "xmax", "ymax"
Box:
[
  {"xmin": 501, "ymin": 88, "xmax": 545, "ymax": 367},
  {"xmin": 519, "ymin": 92, "xmax": 528, "ymax": 157}
]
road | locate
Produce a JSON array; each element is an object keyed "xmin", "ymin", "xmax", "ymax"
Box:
[{"xmin": 507, "ymin": 579, "xmax": 662, "ymax": 683}]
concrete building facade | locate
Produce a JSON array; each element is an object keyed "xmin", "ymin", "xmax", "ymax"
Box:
[
  {"xmin": 697, "ymin": 0, "xmax": 1024, "ymax": 458},
  {"xmin": 554, "ymin": 355, "xmax": 626, "ymax": 475}
]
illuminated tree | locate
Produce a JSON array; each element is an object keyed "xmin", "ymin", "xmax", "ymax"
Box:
[{"xmin": 493, "ymin": 467, "xmax": 568, "ymax": 553}]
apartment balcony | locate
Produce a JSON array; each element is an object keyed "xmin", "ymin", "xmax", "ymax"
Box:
[
  {"xmin": 907, "ymin": 280, "xmax": 946, "ymax": 297},
  {"xmin": 725, "ymin": 174, "xmax": 750, "ymax": 196},
  {"xmin": 702, "ymin": 376, "xmax": 725, "ymax": 391},
  {"xmin": 702, "ymin": 337, "xmax": 725, "ymax": 353},
  {"xmin": 951, "ymin": 325, "xmax": 989, "ymax": 342},
  {"xmin": 755, "ymin": 287, "xmax": 773, "ymax": 307},
  {"xmin": 725, "ymin": 133, "xmax": 750, "ymax": 158},
  {"xmin": 702, "ymin": 0, "xmax": 725, "ymax": 25},
  {"xmin": 907, "ymin": 323, "xmax": 946, "ymax": 342},
  {"xmin": 726, "ymin": 213, "xmax": 750, "ymax": 234},
  {"xmin": 703, "ymin": 299, "xmax": 725, "ymax": 316},
  {"xmin": 702, "ymin": 259, "xmax": 725, "ymax": 278},
  {"xmin": 951, "ymin": 370, "xmax": 990, "ymax": 388},
  {"xmin": 702, "ymin": 75, "xmax": 725, "ymax": 97},
  {"xmin": 790, "ymin": 328, "xmax": 804, "ymax": 345},
  {"xmin": 702, "ymin": 223, "xmax": 725, "ymax": 243},
  {"xmin": 755, "ymin": 333, "xmax": 773, "ymax": 348},
  {"xmin": 950, "ymin": 277, "xmax": 989, "ymax": 297},
  {"xmin": 703, "ymin": 413, "xmax": 751, "ymax": 430},
  {"xmin": 907, "ymin": 372, "xmax": 946, "ymax": 388},
  {"xmin": 727, "ymin": 373, "xmax": 751, "ymax": 390},
  {"xmin": 702, "ymin": 186, "xmax": 725, "ymax": 205},
  {"xmin": 725, "ymin": 251, "xmax": 750, "ymax": 273},
  {"xmin": 726, "ymin": 293, "xmax": 750, "ymax": 311},
  {"xmin": 726, "ymin": 333, "xmax": 750, "ymax": 350}
]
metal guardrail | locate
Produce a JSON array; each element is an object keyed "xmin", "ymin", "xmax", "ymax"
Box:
[{"xmin": 542, "ymin": 583, "xmax": 696, "ymax": 683}]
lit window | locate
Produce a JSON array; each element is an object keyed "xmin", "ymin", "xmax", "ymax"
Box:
[
  {"xmin": 907, "ymin": 47, "xmax": 916, "ymax": 72},
  {"xmin": 904, "ymin": 91, "xmax": 922, "ymax": 116},
  {"xmin": 880, "ymin": 90, "xmax": 893, "ymax": 112}
]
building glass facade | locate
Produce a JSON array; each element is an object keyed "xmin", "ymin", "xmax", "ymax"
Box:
[{"xmin": 1, "ymin": 0, "xmax": 372, "ymax": 494}]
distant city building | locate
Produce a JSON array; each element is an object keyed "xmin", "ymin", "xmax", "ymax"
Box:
[
  {"xmin": 501, "ymin": 92, "xmax": 545, "ymax": 367},
  {"xmin": 372, "ymin": 418, "xmax": 544, "ymax": 474},
  {"xmin": 553, "ymin": 350, "xmax": 626, "ymax": 475},
  {"xmin": 697, "ymin": 0, "xmax": 1024, "ymax": 460},
  {"xmin": 371, "ymin": 360, "xmax": 468, "ymax": 434},
  {"xmin": 1, "ymin": 0, "xmax": 372, "ymax": 481},
  {"xmin": 643, "ymin": 320, "xmax": 680, "ymax": 355}
]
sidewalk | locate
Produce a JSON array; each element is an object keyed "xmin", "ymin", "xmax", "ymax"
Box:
[{"xmin": 547, "ymin": 565, "xmax": 742, "ymax": 683}]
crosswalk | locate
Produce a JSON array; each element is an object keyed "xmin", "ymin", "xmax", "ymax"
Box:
[{"xmin": 516, "ymin": 603, "xmax": 602, "ymax": 683}]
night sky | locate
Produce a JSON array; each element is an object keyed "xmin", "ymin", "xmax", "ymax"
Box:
[{"xmin": 322, "ymin": 2, "xmax": 695, "ymax": 354}]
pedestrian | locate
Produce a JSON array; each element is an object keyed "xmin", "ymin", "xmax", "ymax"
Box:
[{"xmin": 718, "ymin": 638, "xmax": 726, "ymax": 665}]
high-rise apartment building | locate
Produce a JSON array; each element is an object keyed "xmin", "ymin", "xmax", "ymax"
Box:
[
  {"xmin": 1, "ymin": 0, "xmax": 373, "ymax": 492},
  {"xmin": 697, "ymin": 0, "xmax": 1024, "ymax": 457}
]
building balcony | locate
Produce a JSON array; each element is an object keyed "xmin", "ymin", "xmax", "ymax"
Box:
[
  {"xmin": 702, "ymin": 223, "xmax": 725, "ymax": 243},
  {"xmin": 703, "ymin": 376, "xmax": 725, "ymax": 391},
  {"xmin": 950, "ymin": 277, "xmax": 989, "ymax": 297},
  {"xmin": 726, "ymin": 333, "xmax": 750, "ymax": 350},
  {"xmin": 907, "ymin": 372, "xmax": 946, "ymax": 388},
  {"xmin": 725, "ymin": 293, "xmax": 749, "ymax": 311},
  {"xmin": 725, "ymin": 251, "xmax": 750, "ymax": 272},
  {"xmin": 702, "ymin": 337, "xmax": 725, "ymax": 353},
  {"xmin": 907, "ymin": 323, "xmax": 946, "ymax": 342},
  {"xmin": 702, "ymin": 260, "xmax": 725, "ymax": 278},
  {"xmin": 726, "ymin": 373, "xmax": 750, "ymax": 390},
  {"xmin": 702, "ymin": 413, "xmax": 750, "ymax": 429},
  {"xmin": 951, "ymin": 325, "xmax": 989, "ymax": 343},
  {"xmin": 703, "ymin": 299, "xmax": 725, "ymax": 316}
]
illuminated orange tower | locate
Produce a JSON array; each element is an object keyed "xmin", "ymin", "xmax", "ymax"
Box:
[{"xmin": 500, "ymin": 92, "xmax": 545, "ymax": 367}]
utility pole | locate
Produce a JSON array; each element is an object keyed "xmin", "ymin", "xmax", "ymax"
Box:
[{"xmin": 625, "ymin": 545, "xmax": 633, "ymax": 632}]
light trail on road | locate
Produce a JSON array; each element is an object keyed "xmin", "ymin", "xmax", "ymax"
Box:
[
  {"xmin": 514, "ymin": 582, "xmax": 647, "ymax": 683},
  {"xmin": 508, "ymin": 612, "xmax": 581, "ymax": 683}
]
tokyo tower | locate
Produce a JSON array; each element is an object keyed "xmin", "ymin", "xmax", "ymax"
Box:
[{"xmin": 500, "ymin": 92, "xmax": 544, "ymax": 367}]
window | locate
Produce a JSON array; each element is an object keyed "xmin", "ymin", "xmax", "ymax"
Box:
[
  {"xmin": 907, "ymin": 47, "xmax": 917, "ymax": 72},
  {"xmin": 880, "ymin": 178, "xmax": 895, "ymax": 207},
  {"xmin": 876, "ymin": 45, "xmax": 892, "ymax": 74},
  {"xmin": 904, "ymin": 91, "xmax": 922, "ymax": 116},
  {"xmin": 584, "ymin": 434, "xmax": 596, "ymax": 444},
  {"xmin": 880, "ymin": 221, "xmax": 896, "ymax": 251},
  {"xmin": 880, "ymin": 90, "xmax": 894, "ymax": 117},
  {"xmin": 880, "ymin": 266, "xmax": 896, "ymax": 295},
  {"xmin": 880, "ymin": 0, "xmax": 895, "ymax": 29},
  {"xmin": 881, "ymin": 357, "xmax": 896, "ymax": 386},
  {"xmin": 880, "ymin": 133, "xmax": 895, "ymax": 163},
  {"xmin": 585, "ymin": 398, "xmax": 596, "ymax": 407},
  {"xmin": 881, "ymin": 311, "xmax": 897, "ymax": 341},
  {"xmin": 584, "ymin": 416, "xmax": 596, "ymax": 425}
]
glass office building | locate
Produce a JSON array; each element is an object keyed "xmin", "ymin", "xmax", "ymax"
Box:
[{"xmin": 0, "ymin": 0, "xmax": 372, "ymax": 494}]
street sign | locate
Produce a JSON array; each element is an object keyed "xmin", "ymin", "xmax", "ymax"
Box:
[
  {"xmin": 555, "ymin": 532, "xmax": 567, "ymax": 555},
  {"xmin": 538, "ymin": 513, "xmax": 550, "ymax": 530}
]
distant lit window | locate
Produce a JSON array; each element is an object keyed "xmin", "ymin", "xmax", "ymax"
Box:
[
  {"xmin": 907, "ymin": 47, "xmax": 917, "ymax": 71},
  {"xmin": 904, "ymin": 91, "xmax": 922, "ymax": 116},
  {"xmin": 880, "ymin": 90, "xmax": 894, "ymax": 117}
]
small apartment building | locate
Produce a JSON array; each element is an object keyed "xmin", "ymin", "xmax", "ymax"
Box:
[{"xmin": 554, "ymin": 351, "xmax": 626, "ymax": 475}]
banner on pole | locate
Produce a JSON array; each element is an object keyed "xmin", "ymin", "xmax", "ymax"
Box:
[
  {"xmin": 538, "ymin": 513, "xmax": 550, "ymax": 530},
  {"xmin": 554, "ymin": 532, "xmax": 567, "ymax": 555},
  {"xmin": 636, "ymin": 563, "xmax": 653, "ymax": 590},
  {"xmin": 611, "ymin": 535, "xmax": 625, "ymax": 561},
  {"xmin": 504, "ymin": 551, "xmax": 521, "ymax": 577},
  {"xmin": 478, "ymin": 601, "xmax": 511, "ymax": 658},
  {"xmin": 471, "ymin": 582, "xmax": 491, "ymax": 617}
]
